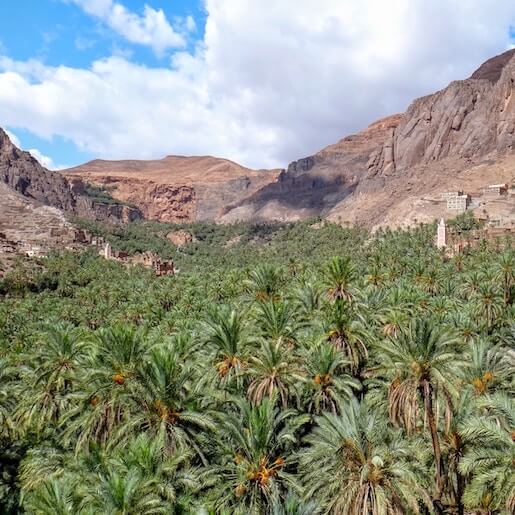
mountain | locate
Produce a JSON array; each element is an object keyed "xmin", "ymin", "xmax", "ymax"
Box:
[
  {"xmin": 0, "ymin": 128, "xmax": 142, "ymax": 224},
  {"xmin": 222, "ymin": 49, "xmax": 515, "ymax": 228},
  {"xmin": 62, "ymin": 156, "xmax": 279, "ymax": 222},
  {"xmin": 4, "ymin": 49, "xmax": 515, "ymax": 230}
]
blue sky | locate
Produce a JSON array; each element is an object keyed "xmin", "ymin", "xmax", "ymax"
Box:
[
  {"xmin": 0, "ymin": 0, "xmax": 206, "ymax": 167},
  {"xmin": 0, "ymin": 1, "xmax": 514, "ymax": 170}
]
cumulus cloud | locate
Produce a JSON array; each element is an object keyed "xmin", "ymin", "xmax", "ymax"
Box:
[
  {"xmin": 68, "ymin": 0, "xmax": 185, "ymax": 53},
  {"xmin": 1, "ymin": 0, "xmax": 515, "ymax": 168}
]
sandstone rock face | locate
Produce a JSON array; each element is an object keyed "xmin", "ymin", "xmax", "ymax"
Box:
[
  {"xmin": 369, "ymin": 49, "xmax": 515, "ymax": 177},
  {"xmin": 62, "ymin": 156, "xmax": 279, "ymax": 223}
]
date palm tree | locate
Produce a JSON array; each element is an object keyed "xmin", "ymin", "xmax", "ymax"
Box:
[
  {"xmin": 244, "ymin": 265, "xmax": 283, "ymax": 301},
  {"xmin": 210, "ymin": 397, "xmax": 308, "ymax": 514},
  {"xmin": 247, "ymin": 340, "xmax": 302, "ymax": 407},
  {"xmin": 324, "ymin": 299, "xmax": 369, "ymax": 375},
  {"xmin": 254, "ymin": 300, "xmax": 299, "ymax": 345},
  {"xmin": 459, "ymin": 393, "xmax": 515, "ymax": 514},
  {"xmin": 204, "ymin": 306, "xmax": 250, "ymax": 388},
  {"xmin": 15, "ymin": 323, "xmax": 89, "ymax": 434},
  {"xmin": 300, "ymin": 341, "xmax": 361, "ymax": 414},
  {"xmin": 374, "ymin": 318, "xmax": 464, "ymax": 501},
  {"xmin": 299, "ymin": 399, "xmax": 431, "ymax": 514},
  {"xmin": 322, "ymin": 256, "xmax": 357, "ymax": 302}
]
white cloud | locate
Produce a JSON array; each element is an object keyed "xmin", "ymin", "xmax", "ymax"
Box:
[
  {"xmin": 4, "ymin": 129, "xmax": 59, "ymax": 170},
  {"xmin": 1, "ymin": 0, "xmax": 515, "ymax": 169},
  {"xmin": 68, "ymin": 0, "xmax": 185, "ymax": 53},
  {"xmin": 28, "ymin": 148, "xmax": 57, "ymax": 170}
]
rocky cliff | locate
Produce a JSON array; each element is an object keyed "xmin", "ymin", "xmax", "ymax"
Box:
[
  {"xmin": 222, "ymin": 49, "xmax": 515, "ymax": 229},
  {"xmin": 368, "ymin": 48, "xmax": 515, "ymax": 177},
  {"xmin": 0, "ymin": 128, "xmax": 76, "ymax": 211},
  {"xmin": 220, "ymin": 114, "xmax": 402, "ymax": 222},
  {"xmin": 62, "ymin": 156, "xmax": 279, "ymax": 223},
  {"xmin": 0, "ymin": 128, "xmax": 142, "ymax": 223}
]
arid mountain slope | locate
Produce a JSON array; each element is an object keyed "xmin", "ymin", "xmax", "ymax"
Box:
[
  {"xmin": 0, "ymin": 128, "xmax": 142, "ymax": 224},
  {"xmin": 62, "ymin": 156, "xmax": 279, "ymax": 222},
  {"xmin": 5, "ymin": 49, "xmax": 515, "ymax": 230},
  {"xmin": 221, "ymin": 114, "xmax": 402, "ymax": 222},
  {"xmin": 222, "ymin": 49, "xmax": 515, "ymax": 228}
]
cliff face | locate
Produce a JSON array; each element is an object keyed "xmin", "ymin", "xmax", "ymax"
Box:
[
  {"xmin": 0, "ymin": 129, "xmax": 76, "ymax": 211},
  {"xmin": 221, "ymin": 114, "xmax": 402, "ymax": 222},
  {"xmin": 368, "ymin": 48, "xmax": 515, "ymax": 177},
  {"xmin": 62, "ymin": 156, "xmax": 279, "ymax": 223},
  {"xmin": 223, "ymin": 49, "xmax": 515, "ymax": 228},
  {"xmin": 0, "ymin": 128, "xmax": 142, "ymax": 223}
]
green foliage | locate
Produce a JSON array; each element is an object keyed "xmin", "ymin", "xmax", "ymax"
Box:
[{"xmin": 0, "ymin": 218, "xmax": 514, "ymax": 514}]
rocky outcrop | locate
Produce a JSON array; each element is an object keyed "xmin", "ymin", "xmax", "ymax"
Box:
[
  {"xmin": 62, "ymin": 156, "xmax": 279, "ymax": 223},
  {"xmin": 75, "ymin": 195, "xmax": 142, "ymax": 224},
  {"xmin": 221, "ymin": 114, "xmax": 402, "ymax": 222},
  {"xmin": 0, "ymin": 128, "xmax": 76, "ymax": 211},
  {"xmin": 0, "ymin": 128, "xmax": 142, "ymax": 223},
  {"xmin": 369, "ymin": 48, "xmax": 515, "ymax": 177},
  {"xmin": 166, "ymin": 229, "xmax": 195, "ymax": 247}
]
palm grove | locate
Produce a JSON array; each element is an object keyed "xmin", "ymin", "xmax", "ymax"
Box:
[{"xmin": 0, "ymin": 218, "xmax": 513, "ymax": 514}]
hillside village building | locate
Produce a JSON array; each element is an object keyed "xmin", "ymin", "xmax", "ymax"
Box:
[
  {"xmin": 445, "ymin": 193, "xmax": 470, "ymax": 211},
  {"xmin": 440, "ymin": 191, "xmax": 463, "ymax": 200},
  {"xmin": 102, "ymin": 243, "xmax": 176, "ymax": 276},
  {"xmin": 483, "ymin": 184, "xmax": 508, "ymax": 197}
]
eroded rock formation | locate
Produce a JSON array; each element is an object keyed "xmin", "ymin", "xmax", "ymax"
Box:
[{"xmin": 62, "ymin": 156, "xmax": 279, "ymax": 223}]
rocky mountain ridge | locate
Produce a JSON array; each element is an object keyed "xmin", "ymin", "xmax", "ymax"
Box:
[
  {"xmin": 0, "ymin": 128, "xmax": 142, "ymax": 223},
  {"xmin": 62, "ymin": 156, "xmax": 279, "ymax": 222},
  {"xmin": 3, "ymin": 49, "xmax": 515, "ymax": 230},
  {"xmin": 221, "ymin": 49, "xmax": 515, "ymax": 228}
]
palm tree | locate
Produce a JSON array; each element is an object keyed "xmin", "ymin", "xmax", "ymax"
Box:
[
  {"xmin": 60, "ymin": 324, "xmax": 151, "ymax": 449},
  {"xmin": 459, "ymin": 393, "xmax": 515, "ymax": 514},
  {"xmin": 15, "ymin": 323, "xmax": 88, "ymax": 433},
  {"xmin": 494, "ymin": 250, "xmax": 515, "ymax": 304},
  {"xmin": 322, "ymin": 256, "xmax": 356, "ymax": 302},
  {"xmin": 80, "ymin": 468, "xmax": 170, "ymax": 514},
  {"xmin": 324, "ymin": 299, "xmax": 368, "ymax": 375},
  {"xmin": 299, "ymin": 399, "xmax": 431, "ymax": 514},
  {"xmin": 374, "ymin": 319, "xmax": 464, "ymax": 500},
  {"xmin": 440, "ymin": 390, "xmax": 476, "ymax": 515},
  {"xmin": 462, "ymin": 339, "xmax": 512, "ymax": 396},
  {"xmin": 22, "ymin": 479, "xmax": 80, "ymax": 515},
  {"xmin": 471, "ymin": 283, "xmax": 504, "ymax": 332},
  {"xmin": 124, "ymin": 346, "xmax": 215, "ymax": 456},
  {"xmin": 270, "ymin": 492, "xmax": 320, "ymax": 515},
  {"xmin": 114, "ymin": 433, "xmax": 212, "ymax": 511},
  {"xmin": 254, "ymin": 300, "xmax": 299, "ymax": 345},
  {"xmin": 209, "ymin": 397, "xmax": 307, "ymax": 515},
  {"xmin": 300, "ymin": 341, "xmax": 361, "ymax": 414},
  {"xmin": 244, "ymin": 265, "xmax": 283, "ymax": 301},
  {"xmin": 247, "ymin": 340, "xmax": 301, "ymax": 407},
  {"xmin": 204, "ymin": 307, "xmax": 250, "ymax": 387}
]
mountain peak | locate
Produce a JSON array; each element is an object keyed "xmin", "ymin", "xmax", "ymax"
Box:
[{"xmin": 470, "ymin": 48, "xmax": 515, "ymax": 83}]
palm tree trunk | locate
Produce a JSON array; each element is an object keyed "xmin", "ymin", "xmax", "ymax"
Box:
[
  {"xmin": 422, "ymin": 379, "xmax": 444, "ymax": 499},
  {"xmin": 456, "ymin": 468, "xmax": 465, "ymax": 515}
]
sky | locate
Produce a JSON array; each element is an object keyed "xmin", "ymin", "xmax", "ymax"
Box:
[{"xmin": 0, "ymin": 1, "xmax": 515, "ymax": 170}]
